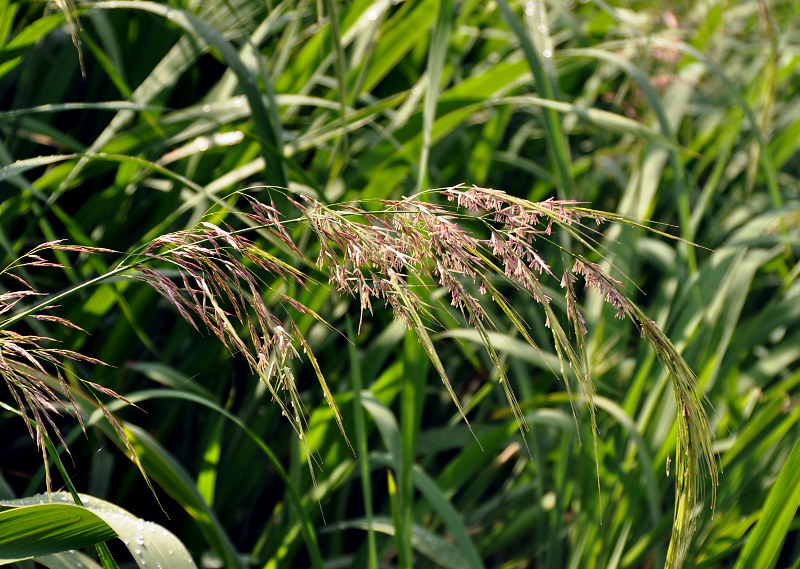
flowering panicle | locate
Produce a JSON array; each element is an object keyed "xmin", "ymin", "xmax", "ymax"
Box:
[
  {"xmin": 2, "ymin": 186, "xmax": 715, "ymax": 566},
  {"xmin": 571, "ymin": 258, "xmax": 634, "ymax": 319},
  {"xmin": 294, "ymin": 185, "xmax": 715, "ymax": 565},
  {"xmin": 132, "ymin": 215, "xmax": 348, "ymax": 453},
  {"xmin": 0, "ymin": 241, "xmax": 126, "ymax": 491}
]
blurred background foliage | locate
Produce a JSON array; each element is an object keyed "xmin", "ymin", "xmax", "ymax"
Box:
[{"xmin": 0, "ymin": 0, "xmax": 799, "ymax": 568}]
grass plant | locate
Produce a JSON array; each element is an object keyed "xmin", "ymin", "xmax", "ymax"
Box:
[{"xmin": 0, "ymin": 1, "xmax": 798, "ymax": 569}]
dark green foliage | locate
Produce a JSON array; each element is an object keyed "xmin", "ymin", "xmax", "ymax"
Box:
[{"xmin": 0, "ymin": 1, "xmax": 798, "ymax": 568}]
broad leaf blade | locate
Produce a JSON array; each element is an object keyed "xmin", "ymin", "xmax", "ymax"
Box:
[
  {"xmin": 0, "ymin": 502, "xmax": 115, "ymax": 563},
  {"xmin": 0, "ymin": 494, "xmax": 196, "ymax": 569}
]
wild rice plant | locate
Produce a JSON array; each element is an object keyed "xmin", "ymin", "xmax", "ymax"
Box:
[{"xmin": 0, "ymin": 184, "xmax": 716, "ymax": 568}]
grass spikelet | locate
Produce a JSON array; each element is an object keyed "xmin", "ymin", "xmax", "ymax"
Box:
[
  {"xmin": 572, "ymin": 256, "xmax": 718, "ymax": 569},
  {"xmin": 0, "ymin": 242, "xmax": 126, "ymax": 490},
  {"xmin": 1, "ymin": 188, "xmax": 715, "ymax": 564}
]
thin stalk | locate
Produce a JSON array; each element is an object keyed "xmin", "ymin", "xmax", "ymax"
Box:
[
  {"xmin": 324, "ymin": 0, "xmax": 349, "ymax": 178},
  {"xmin": 0, "ymin": 265, "xmax": 133, "ymax": 331},
  {"xmin": 397, "ymin": 332, "xmax": 427, "ymax": 569},
  {"xmin": 386, "ymin": 469, "xmax": 407, "ymax": 567},
  {"xmin": 346, "ymin": 316, "xmax": 378, "ymax": 569},
  {"xmin": 417, "ymin": 0, "xmax": 453, "ymax": 194},
  {"xmin": 496, "ymin": 0, "xmax": 574, "ymax": 200}
]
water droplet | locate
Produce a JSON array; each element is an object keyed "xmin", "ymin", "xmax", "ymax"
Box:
[
  {"xmin": 135, "ymin": 535, "xmax": 145, "ymax": 545},
  {"xmin": 108, "ymin": 0, "xmax": 117, "ymax": 6},
  {"xmin": 166, "ymin": 10, "xmax": 175, "ymax": 19},
  {"xmin": 213, "ymin": 131, "xmax": 243, "ymax": 146},
  {"xmin": 366, "ymin": 8, "xmax": 379, "ymax": 21},
  {"xmin": 168, "ymin": 550, "xmax": 174, "ymax": 555},
  {"xmin": 135, "ymin": 548, "xmax": 142, "ymax": 555},
  {"xmin": 524, "ymin": 1, "xmax": 534, "ymax": 15},
  {"xmin": 542, "ymin": 49, "xmax": 552, "ymax": 58},
  {"xmin": 162, "ymin": 530, "xmax": 169, "ymax": 536},
  {"xmin": 538, "ymin": 24, "xmax": 548, "ymax": 34},
  {"xmin": 156, "ymin": 564, "xmax": 162, "ymax": 568},
  {"xmin": 195, "ymin": 137, "xmax": 210, "ymax": 151}
]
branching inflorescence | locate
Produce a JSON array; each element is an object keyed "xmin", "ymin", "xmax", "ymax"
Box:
[
  {"xmin": 1, "ymin": 185, "xmax": 715, "ymax": 569},
  {"xmin": 0, "ymin": 241, "xmax": 130, "ymax": 490}
]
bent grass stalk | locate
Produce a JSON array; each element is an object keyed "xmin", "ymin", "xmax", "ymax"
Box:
[{"xmin": 0, "ymin": 185, "xmax": 716, "ymax": 569}]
